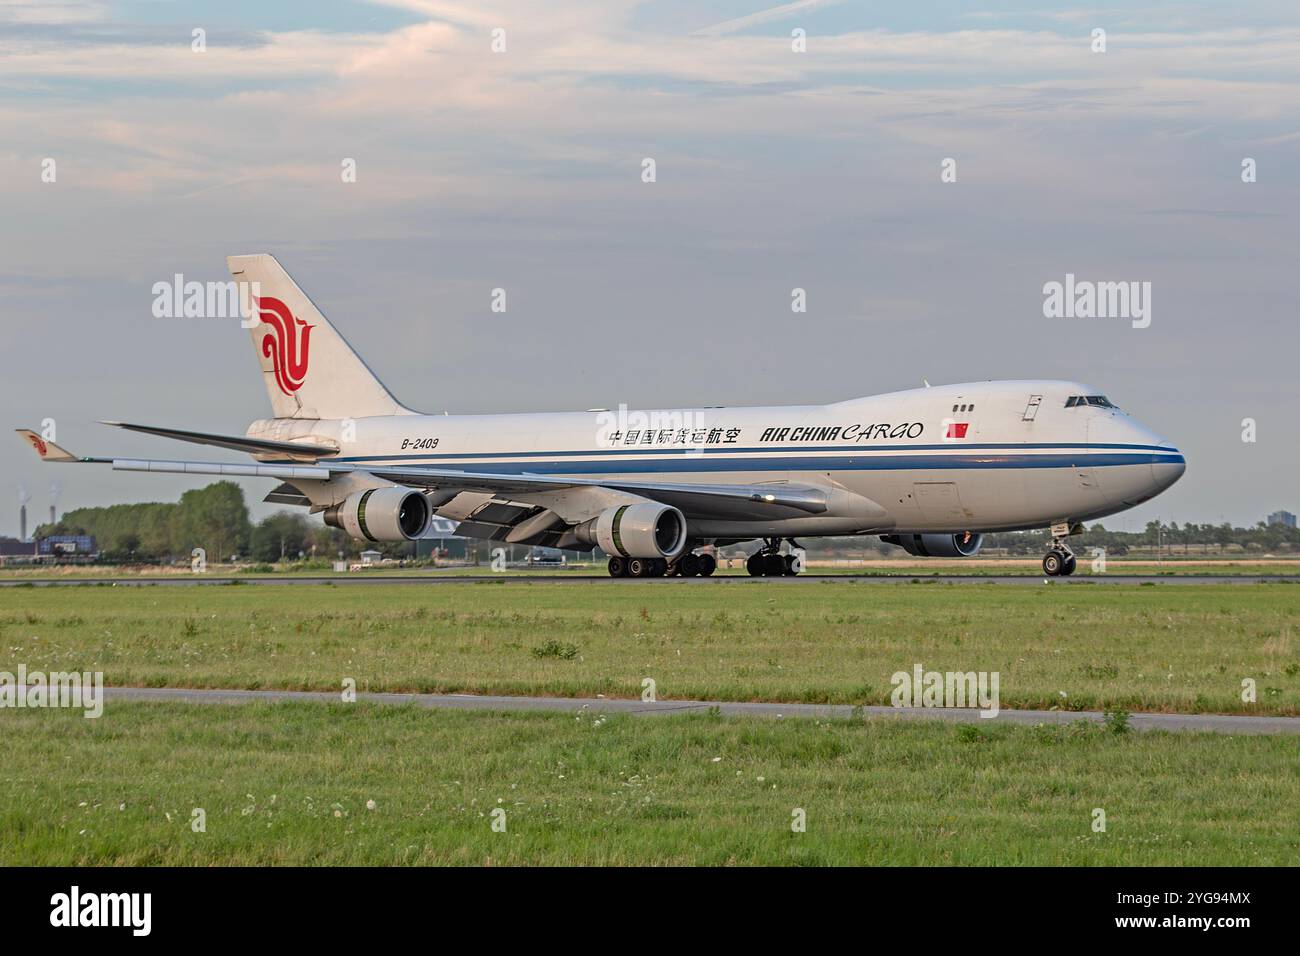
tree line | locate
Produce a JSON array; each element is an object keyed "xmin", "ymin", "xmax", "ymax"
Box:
[
  {"xmin": 35, "ymin": 481, "xmax": 360, "ymax": 564},
  {"xmin": 980, "ymin": 520, "xmax": 1299, "ymax": 555}
]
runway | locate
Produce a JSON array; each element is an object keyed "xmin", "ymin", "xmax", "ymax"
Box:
[
  {"xmin": 1, "ymin": 573, "xmax": 1292, "ymax": 587},
  {"xmin": 97, "ymin": 685, "xmax": 1300, "ymax": 734}
]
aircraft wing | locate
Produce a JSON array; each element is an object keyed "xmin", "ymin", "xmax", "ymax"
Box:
[
  {"xmin": 14, "ymin": 428, "xmax": 828, "ymax": 521},
  {"xmin": 365, "ymin": 464, "xmax": 828, "ymax": 520}
]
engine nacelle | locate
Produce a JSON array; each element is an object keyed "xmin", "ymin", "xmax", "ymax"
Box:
[
  {"xmin": 323, "ymin": 488, "xmax": 431, "ymax": 542},
  {"xmin": 881, "ymin": 532, "xmax": 983, "ymax": 558},
  {"xmin": 574, "ymin": 503, "xmax": 687, "ymax": 559}
]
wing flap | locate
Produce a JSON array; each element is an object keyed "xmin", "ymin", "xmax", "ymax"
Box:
[
  {"xmin": 16, "ymin": 427, "xmax": 836, "ymax": 523},
  {"xmin": 113, "ymin": 458, "xmax": 332, "ymax": 480},
  {"xmin": 263, "ymin": 482, "xmax": 311, "ymax": 506}
]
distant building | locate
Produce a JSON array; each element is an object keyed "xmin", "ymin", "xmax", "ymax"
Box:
[
  {"xmin": 0, "ymin": 536, "xmax": 38, "ymax": 564},
  {"xmin": 417, "ymin": 516, "xmax": 471, "ymax": 560},
  {"xmin": 37, "ymin": 534, "xmax": 98, "ymax": 558},
  {"xmin": 1267, "ymin": 510, "xmax": 1296, "ymax": 528}
]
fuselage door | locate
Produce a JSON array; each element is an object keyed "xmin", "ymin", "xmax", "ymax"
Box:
[{"xmin": 1022, "ymin": 395, "xmax": 1042, "ymax": 422}]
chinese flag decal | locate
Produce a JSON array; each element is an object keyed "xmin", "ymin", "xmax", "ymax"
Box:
[{"xmin": 946, "ymin": 422, "xmax": 969, "ymax": 439}]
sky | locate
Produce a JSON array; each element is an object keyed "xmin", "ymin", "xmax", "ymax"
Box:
[{"xmin": 1, "ymin": 0, "xmax": 1297, "ymax": 534}]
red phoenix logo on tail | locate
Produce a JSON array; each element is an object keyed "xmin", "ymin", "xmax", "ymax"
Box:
[{"xmin": 255, "ymin": 296, "xmax": 313, "ymax": 396}]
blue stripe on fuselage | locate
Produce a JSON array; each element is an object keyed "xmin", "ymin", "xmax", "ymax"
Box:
[
  {"xmin": 323, "ymin": 441, "xmax": 1175, "ymax": 464},
  {"xmin": 295, "ymin": 449, "xmax": 1185, "ymax": 475}
]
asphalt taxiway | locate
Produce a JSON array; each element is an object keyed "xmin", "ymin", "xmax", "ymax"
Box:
[{"xmin": 0, "ymin": 574, "xmax": 1291, "ymax": 587}]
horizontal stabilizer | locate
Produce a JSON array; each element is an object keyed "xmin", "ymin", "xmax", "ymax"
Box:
[{"xmin": 100, "ymin": 421, "xmax": 337, "ymax": 458}]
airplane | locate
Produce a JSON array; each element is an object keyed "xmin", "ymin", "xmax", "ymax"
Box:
[{"xmin": 16, "ymin": 254, "xmax": 1185, "ymax": 578}]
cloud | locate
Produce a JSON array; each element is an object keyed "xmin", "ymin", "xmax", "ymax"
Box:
[
  {"xmin": 0, "ymin": 0, "xmax": 108, "ymax": 25},
  {"xmin": 692, "ymin": 0, "xmax": 844, "ymax": 37}
]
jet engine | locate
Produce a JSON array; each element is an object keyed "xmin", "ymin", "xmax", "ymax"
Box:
[
  {"xmin": 881, "ymin": 532, "xmax": 983, "ymax": 558},
  {"xmin": 573, "ymin": 502, "xmax": 687, "ymax": 559},
  {"xmin": 323, "ymin": 488, "xmax": 431, "ymax": 542}
]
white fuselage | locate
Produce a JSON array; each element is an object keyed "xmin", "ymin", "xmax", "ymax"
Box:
[{"xmin": 249, "ymin": 380, "xmax": 1185, "ymax": 539}]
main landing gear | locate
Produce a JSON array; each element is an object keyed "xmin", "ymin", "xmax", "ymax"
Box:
[
  {"xmin": 1042, "ymin": 537, "xmax": 1077, "ymax": 577},
  {"xmin": 607, "ymin": 551, "xmax": 717, "ymax": 578},
  {"xmin": 746, "ymin": 538, "xmax": 802, "ymax": 577}
]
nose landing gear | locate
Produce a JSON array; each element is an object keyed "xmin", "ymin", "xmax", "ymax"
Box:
[{"xmin": 1042, "ymin": 533, "xmax": 1078, "ymax": 577}]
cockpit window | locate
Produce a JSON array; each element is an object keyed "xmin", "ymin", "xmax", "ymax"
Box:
[{"xmin": 1066, "ymin": 395, "xmax": 1117, "ymax": 409}]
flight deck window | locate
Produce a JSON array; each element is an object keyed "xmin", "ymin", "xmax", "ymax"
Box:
[{"xmin": 1066, "ymin": 395, "xmax": 1117, "ymax": 409}]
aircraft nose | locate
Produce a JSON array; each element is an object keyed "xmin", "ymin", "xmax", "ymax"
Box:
[{"xmin": 1150, "ymin": 441, "xmax": 1186, "ymax": 493}]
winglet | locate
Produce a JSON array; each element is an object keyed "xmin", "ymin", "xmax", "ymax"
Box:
[{"xmin": 15, "ymin": 429, "xmax": 80, "ymax": 462}]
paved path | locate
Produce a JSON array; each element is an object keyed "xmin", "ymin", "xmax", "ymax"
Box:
[{"xmin": 97, "ymin": 686, "xmax": 1300, "ymax": 734}]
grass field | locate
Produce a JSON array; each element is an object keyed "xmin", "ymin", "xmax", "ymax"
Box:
[
  {"xmin": 2, "ymin": 702, "xmax": 1296, "ymax": 866},
  {"xmin": 2, "ymin": 581, "xmax": 1297, "ymax": 714},
  {"xmin": 2, "ymin": 557, "xmax": 1299, "ymax": 578}
]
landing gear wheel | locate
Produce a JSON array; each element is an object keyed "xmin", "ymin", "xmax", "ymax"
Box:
[
  {"xmin": 628, "ymin": 557, "xmax": 651, "ymax": 577},
  {"xmin": 1042, "ymin": 552, "xmax": 1063, "ymax": 576},
  {"xmin": 763, "ymin": 553, "xmax": 786, "ymax": 577},
  {"xmin": 697, "ymin": 553, "xmax": 716, "ymax": 577},
  {"xmin": 1061, "ymin": 554, "xmax": 1077, "ymax": 576},
  {"xmin": 783, "ymin": 554, "xmax": 799, "ymax": 576},
  {"xmin": 681, "ymin": 553, "xmax": 701, "ymax": 577},
  {"xmin": 747, "ymin": 554, "xmax": 764, "ymax": 576},
  {"xmin": 607, "ymin": 557, "xmax": 627, "ymax": 578}
]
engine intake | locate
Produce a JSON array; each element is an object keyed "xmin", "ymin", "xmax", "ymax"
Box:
[
  {"xmin": 574, "ymin": 503, "xmax": 687, "ymax": 559},
  {"xmin": 881, "ymin": 532, "xmax": 983, "ymax": 558},
  {"xmin": 324, "ymin": 488, "xmax": 431, "ymax": 542}
]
